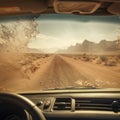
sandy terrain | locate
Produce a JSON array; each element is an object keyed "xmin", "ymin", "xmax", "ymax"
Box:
[
  {"xmin": 0, "ymin": 54, "xmax": 120, "ymax": 92},
  {"xmin": 61, "ymin": 55, "xmax": 120, "ymax": 87}
]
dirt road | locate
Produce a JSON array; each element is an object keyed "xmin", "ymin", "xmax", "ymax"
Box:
[
  {"xmin": 28, "ymin": 54, "xmax": 120, "ymax": 90},
  {"xmin": 33, "ymin": 55, "xmax": 88, "ymax": 89},
  {"xmin": 1, "ymin": 54, "xmax": 120, "ymax": 91}
]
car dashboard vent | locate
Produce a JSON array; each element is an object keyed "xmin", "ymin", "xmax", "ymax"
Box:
[
  {"xmin": 53, "ymin": 98, "xmax": 71, "ymax": 110},
  {"xmin": 75, "ymin": 98, "xmax": 120, "ymax": 112}
]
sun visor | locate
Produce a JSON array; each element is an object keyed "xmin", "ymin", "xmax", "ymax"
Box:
[
  {"xmin": 0, "ymin": 7, "xmax": 20, "ymax": 14},
  {"xmin": 0, "ymin": 0, "xmax": 48, "ymax": 15},
  {"xmin": 54, "ymin": 0, "xmax": 101, "ymax": 14},
  {"xmin": 108, "ymin": 3, "xmax": 120, "ymax": 15}
]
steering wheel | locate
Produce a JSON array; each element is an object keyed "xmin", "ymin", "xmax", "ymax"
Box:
[{"xmin": 0, "ymin": 92, "xmax": 46, "ymax": 120}]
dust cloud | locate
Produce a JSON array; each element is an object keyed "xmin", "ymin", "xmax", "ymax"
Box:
[
  {"xmin": 0, "ymin": 17, "xmax": 38, "ymax": 53},
  {"xmin": 0, "ymin": 17, "xmax": 40, "ymax": 91}
]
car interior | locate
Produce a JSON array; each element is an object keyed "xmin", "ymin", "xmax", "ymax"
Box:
[{"xmin": 0, "ymin": 0, "xmax": 120, "ymax": 120}]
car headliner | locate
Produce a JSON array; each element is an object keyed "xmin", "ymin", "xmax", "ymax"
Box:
[{"xmin": 0, "ymin": 0, "xmax": 119, "ymax": 16}]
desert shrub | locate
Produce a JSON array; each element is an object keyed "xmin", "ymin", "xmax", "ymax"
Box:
[
  {"xmin": 84, "ymin": 57, "xmax": 90, "ymax": 61},
  {"xmin": 92, "ymin": 56, "xmax": 96, "ymax": 60},
  {"xmin": 22, "ymin": 60, "xmax": 32, "ymax": 65},
  {"xmin": 104, "ymin": 60, "xmax": 117, "ymax": 66},
  {"xmin": 42, "ymin": 54, "xmax": 49, "ymax": 58},
  {"xmin": 82, "ymin": 53, "xmax": 87, "ymax": 58},
  {"xmin": 99, "ymin": 55, "xmax": 108, "ymax": 62},
  {"xmin": 74, "ymin": 57, "xmax": 78, "ymax": 60},
  {"xmin": 45, "ymin": 54, "xmax": 49, "ymax": 57},
  {"xmin": 117, "ymin": 55, "xmax": 120, "ymax": 59},
  {"xmin": 96, "ymin": 58, "xmax": 102, "ymax": 64},
  {"xmin": 82, "ymin": 54, "xmax": 90, "ymax": 61}
]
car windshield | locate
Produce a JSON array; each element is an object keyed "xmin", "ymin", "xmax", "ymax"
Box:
[{"xmin": 0, "ymin": 14, "xmax": 120, "ymax": 92}]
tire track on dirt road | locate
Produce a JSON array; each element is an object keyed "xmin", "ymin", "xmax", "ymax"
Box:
[{"xmin": 34, "ymin": 55, "xmax": 96, "ymax": 90}]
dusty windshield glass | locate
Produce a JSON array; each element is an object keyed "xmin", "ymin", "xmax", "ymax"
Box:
[{"xmin": 0, "ymin": 14, "xmax": 120, "ymax": 92}]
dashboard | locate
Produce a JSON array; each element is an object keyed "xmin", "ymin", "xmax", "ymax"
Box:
[{"xmin": 20, "ymin": 89, "xmax": 120, "ymax": 120}]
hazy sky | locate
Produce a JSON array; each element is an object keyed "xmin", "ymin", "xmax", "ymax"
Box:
[{"xmin": 28, "ymin": 14, "xmax": 120, "ymax": 53}]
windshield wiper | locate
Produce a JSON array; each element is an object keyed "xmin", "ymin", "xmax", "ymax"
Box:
[{"xmin": 47, "ymin": 86, "xmax": 99, "ymax": 90}]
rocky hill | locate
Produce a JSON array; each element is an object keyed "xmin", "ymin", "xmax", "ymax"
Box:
[{"xmin": 57, "ymin": 40, "xmax": 120, "ymax": 53}]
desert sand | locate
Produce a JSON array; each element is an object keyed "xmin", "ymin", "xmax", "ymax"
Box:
[{"xmin": 0, "ymin": 54, "xmax": 120, "ymax": 92}]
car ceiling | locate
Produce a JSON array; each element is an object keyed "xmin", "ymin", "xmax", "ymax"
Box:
[{"xmin": 0, "ymin": 0, "xmax": 120, "ymax": 16}]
